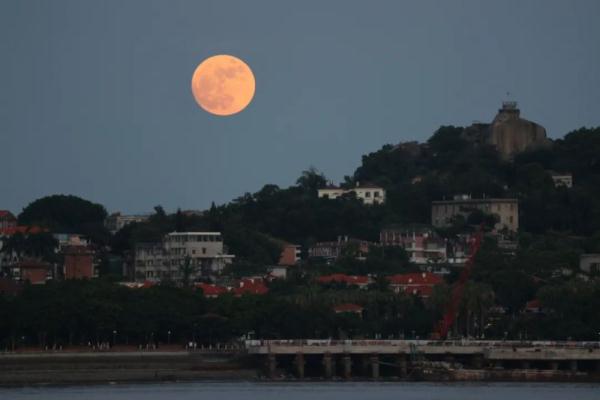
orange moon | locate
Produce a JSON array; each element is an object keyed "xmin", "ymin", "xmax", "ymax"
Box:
[{"xmin": 191, "ymin": 55, "xmax": 255, "ymax": 116}]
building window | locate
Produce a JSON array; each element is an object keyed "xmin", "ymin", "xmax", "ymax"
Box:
[
  {"xmin": 374, "ymin": 191, "xmax": 380, "ymax": 197},
  {"xmin": 202, "ymin": 247, "xmax": 207, "ymax": 255},
  {"xmin": 365, "ymin": 192, "xmax": 371, "ymax": 197},
  {"xmin": 509, "ymin": 216, "xmax": 514, "ymax": 224}
]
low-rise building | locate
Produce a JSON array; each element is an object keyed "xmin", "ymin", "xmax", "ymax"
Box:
[
  {"xmin": 580, "ymin": 254, "xmax": 600, "ymax": 274},
  {"xmin": 309, "ymin": 236, "xmax": 373, "ymax": 262},
  {"xmin": 12, "ymin": 260, "xmax": 51, "ymax": 284},
  {"xmin": 278, "ymin": 243, "xmax": 301, "ymax": 266},
  {"xmin": 63, "ymin": 245, "xmax": 95, "ymax": 279},
  {"xmin": 318, "ymin": 182, "xmax": 386, "ymax": 205},
  {"xmin": 232, "ymin": 278, "xmax": 268, "ymax": 296},
  {"xmin": 548, "ymin": 171, "xmax": 573, "ymax": 188},
  {"xmin": 431, "ymin": 195, "xmax": 519, "ymax": 232},
  {"xmin": 333, "ymin": 303, "xmax": 364, "ymax": 316},
  {"xmin": 387, "ymin": 272, "xmax": 443, "ymax": 298},
  {"xmin": 195, "ymin": 282, "xmax": 228, "ymax": 298},
  {"xmin": 316, "ymin": 273, "xmax": 370, "ymax": 289}
]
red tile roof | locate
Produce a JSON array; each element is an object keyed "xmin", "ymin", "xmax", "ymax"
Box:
[
  {"xmin": 233, "ymin": 278, "xmax": 268, "ymax": 296},
  {"xmin": 195, "ymin": 282, "xmax": 228, "ymax": 297},
  {"xmin": 0, "ymin": 211, "xmax": 16, "ymax": 219},
  {"xmin": 317, "ymin": 274, "xmax": 370, "ymax": 286},
  {"xmin": 0, "ymin": 278, "xmax": 22, "ymax": 296},
  {"xmin": 0, "ymin": 225, "xmax": 45, "ymax": 236},
  {"xmin": 387, "ymin": 272, "xmax": 443, "ymax": 286},
  {"xmin": 525, "ymin": 299, "xmax": 541, "ymax": 309},
  {"xmin": 400, "ymin": 285, "xmax": 435, "ymax": 298}
]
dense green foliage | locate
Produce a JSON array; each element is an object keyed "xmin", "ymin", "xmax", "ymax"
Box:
[
  {"xmin": 3, "ymin": 126, "xmax": 600, "ymax": 343},
  {"xmin": 18, "ymin": 195, "xmax": 109, "ymax": 244}
]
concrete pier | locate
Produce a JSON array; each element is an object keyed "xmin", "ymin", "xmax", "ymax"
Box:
[
  {"xmin": 343, "ymin": 354, "xmax": 352, "ymax": 379},
  {"xmin": 294, "ymin": 352, "xmax": 305, "ymax": 378},
  {"xmin": 370, "ymin": 355, "xmax": 380, "ymax": 379},
  {"xmin": 246, "ymin": 339, "xmax": 600, "ymax": 379},
  {"xmin": 569, "ymin": 360, "xmax": 578, "ymax": 372},
  {"xmin": 323, "ymin": 352, "xmax": 333, "ymax": 378},
  {"xmin": 397, "ymin": 354, "xmax": 408, "ymax": 377},
  {"xmin": 267, "ymin": 353, "xmax": 277, "ymax": 379}
]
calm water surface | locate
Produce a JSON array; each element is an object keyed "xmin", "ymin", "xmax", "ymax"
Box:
[{"xmin": 1, "ymin": 382, "xmax": 599, "ymax": 400}]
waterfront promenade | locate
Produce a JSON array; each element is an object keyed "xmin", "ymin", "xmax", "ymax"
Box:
[{"xmin": 1, "ymin": 340, "xmax": 600, "ymax": 384}]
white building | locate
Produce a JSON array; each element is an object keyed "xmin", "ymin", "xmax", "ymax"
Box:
[
  {"xmin": 134, "ymin": 232, "xmax": 235, "ymax": 282},
  {"xmin": 548, "ymin": 172, "xmax": 573, "ymax": 188},
  {"xmin": 105, "ymin": 212, "xmax": 150, "ymax": 234},
  {"xmin": 580, "ymin": 254, "xmax": 600, "ymax": 274},
  {"xmin": 318, "ymin": 182, "xmax": 386, "ymax": 205}
]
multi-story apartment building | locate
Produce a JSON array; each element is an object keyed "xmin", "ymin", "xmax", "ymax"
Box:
[
  {"xmin": 380, "ymin": 225, "xmax": 447, "ymax": 265},
  {"xmin": 134, "ymin": 232, "xmax": 235, "ymax": 282},
  {"xmin": 278, "ymin": 243, "xmax": 301, "ymax": 266},
  {"xmin": 308, "ymin": 236, "xmax": 374, "ymax": 262},
  {"xmin": 318, "ymin": 182, "xmax": 386, "ymax": 205},
  {"xmin": 431, "ymin": 195, "xmax": 519, "ymax": 232}
]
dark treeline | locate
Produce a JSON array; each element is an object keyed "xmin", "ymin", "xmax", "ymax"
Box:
[{"xmin": 3, "ymin": 126, "xmax": 600, "ymax": 344}]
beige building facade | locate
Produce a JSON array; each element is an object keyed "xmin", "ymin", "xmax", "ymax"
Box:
[
  {"xmin": 318, "ymin": 182, "xmax": 386, "ymax": 205},
  {"xmin": 431, "ymin": 195, "xmax": 519, "ymax": 232}
]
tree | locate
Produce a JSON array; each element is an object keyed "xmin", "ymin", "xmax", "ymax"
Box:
[
  {"xmin": 18, "ymin": 195, "xmax": 109, "ymax": 244},
  {"xmin": 296, "ymin": 167, "xmax": 327, "ymax": 195}
]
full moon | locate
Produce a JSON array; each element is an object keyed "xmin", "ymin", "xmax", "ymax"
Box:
[{"xmin": 191, "ymin": 55, "xmax": 255, "ymax": 116}]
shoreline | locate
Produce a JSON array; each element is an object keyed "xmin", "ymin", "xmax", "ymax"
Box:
[{"xmin": 2, "ymin": 350, "xmax": 599, "ymax": 387}]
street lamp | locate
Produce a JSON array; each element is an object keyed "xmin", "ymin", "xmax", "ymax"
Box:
[
  {"xmin": 167, "ymin": 330, "xmax": 171, "ymax": 345},
  {"xmin": 113, "ymin": 330, "xmax": 117, "ymax": 346}
]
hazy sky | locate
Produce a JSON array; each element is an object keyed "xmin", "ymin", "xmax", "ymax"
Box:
[{"xmin": 1, "ymin": 0, "xmax": 599, "ymax": 214}]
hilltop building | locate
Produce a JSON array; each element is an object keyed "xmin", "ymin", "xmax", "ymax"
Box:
[
  {"xmin": 548, "ymin": 171, "xmax": 573, "ymax": 188},
  {"xmin": 462, "ymin": 101, "xmax": 550, "ymax": 159},
  {"xmin": 105, "ymin": 212, "xmax": 150, "ymax": 234},
  {"xmin": 134, "ymin": 232, "xmax": 235, "ymax": 282},
  {"xmin": 432, "ymin": 195, "xmax": 519, "ymax": 232},
  {"xmin": 318, "ymin": 182, "xmax": 386, "ymax": 205}
]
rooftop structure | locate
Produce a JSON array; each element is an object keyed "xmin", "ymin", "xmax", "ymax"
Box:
[{"xmin": 462, "ymin": 101, "xmax": 551, "ymax": 159}]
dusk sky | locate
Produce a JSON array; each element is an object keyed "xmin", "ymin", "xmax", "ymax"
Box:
[{"xmin": 2, "ymin": 0, "xmax": 599, "ymax": 215}]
